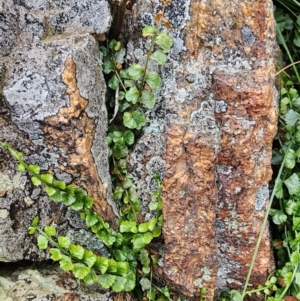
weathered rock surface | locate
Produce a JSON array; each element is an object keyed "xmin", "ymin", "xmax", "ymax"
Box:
[
  {"xmin": 1, "ymin": 0, "xmax": 278, "ymax": 299},
  {"xmin": 0, "ymin": 263, "xmax": 113, "ymax": 301},
  {"xmin": 0, "ymin": 0, "xmax": 116, "ymax": 262},
  {"xmin": 126, "ymin": 0, "xmax": 277, "ymax": 299},
  {"xmin": 214, "ymin": 68, "xmax": 277, "ymax": 293},
  {"xmin": 0, "ymin": 0, "xmax": 111, "ymax": 55}
]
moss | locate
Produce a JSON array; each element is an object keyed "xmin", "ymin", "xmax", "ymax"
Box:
[
  {"xmin": 0, "ymin": 249, "xmax": 8, "ymax": 262},
  {"xmin": 41, "ymin": 16, "xmax": 55, "ymax": 40}
]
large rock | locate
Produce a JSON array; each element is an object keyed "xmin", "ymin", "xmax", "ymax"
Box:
[
  {"xmin": 0, "ymin": 0, "xmax": 116, "ymax": 262},
  {"xmin": 0, "ymin": 0, "xmax": 111, "ymax": 54},
  {"xmin": 126, "ymin": 0, "xmax": 277, "ymax": 299}
]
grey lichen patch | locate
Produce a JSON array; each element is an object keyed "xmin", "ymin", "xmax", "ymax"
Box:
[
  {"xmin": 163, "ymin": 57, "xmax": 210, "ymax": 125},
  {"xmin": 3, "ymin": 41, "xmax": 69, "ymax": 147},
  {"xmin": 24, "ymin": 197, "xmax": 34, "ymax": 207},
  {"xmin": 241, "ymin": 25, "xmax": 256, "ymax": 47},
  {"xmin": 242, "ymin": 119, "xmax": 256, "ymax": 130},
  {"xmin": 12, "ymin": 0, "xmax": 111, "ymax": 44},
  {"xmin": 193, "ymin": 267, "xmax": 212, "ymax": 288},
  {"xmin": 190, "ymin": 96, "xmax": 217, "ymax": 136},
  {"xmin": 215, "ymin": 100, "xmax": 228, "ymax": 113},
  {"xmin": 221, "ymin": 116, "xmax": 255, "ymax": 137},
  {"xmin": 216, "ymin": 259, "xmax": 243, "ymax": 291},
  {"xmin": 160, "ymin": 0, "xmax": 191, "ymax": 31},
  {"xmin": 0, "ymin": 172, "xmax": 24, "ymax": 196},
  {"xmin": 65, "ymin": 208, "xmax": 88, "ymax": 229},
  {"xmin": 12, "ymin": 173, "xmax": 26, "ymax": 189},
  {"xmin": 0, "ymin": 276, "xmax": 13, "ymax": 295},
  {"xmin": 0, "ymin": 0, "xmax": 19, "ymax": 57},
  {"xmin": 0, "ymin": 174, "xmax": 12, "ymax": 195},
  {"xmin": 66, "ymin": 228, "xmax": 110, "ymax": 258},
  {"xmin": 53, "ymin": 168, "xmax": 72, "ymax": 184},
  {"xmin": 255, "ymin": 185, "xmax": 269, "ymax": 211},
  {"xmin": 146, "ymin": 156, "xmax": 165, "ymax": 188},
  {"xmin": 0, "ymin": 265, "xmax": 113, "ymax": 301},
  {"xmin": 222, "ymin": 210, "xmax": 248, "ymax": 235},
  {"xmin": 217, "ymin": 165, "xmax": 233, "ymax": 176},
  {"xmin": 257, "ymin": 128, "xmax": 265, "ymax": 138},
  {"xmin": 0, "ymin": 210, "xmax": 9, "ymax": 219},
  {"xmin": 210, "ymin": 58, "xmax": 253, "ymax": 76},
  {"xmin": 128, "ymin": 134, "xmax": 166, "ymax": 219}
]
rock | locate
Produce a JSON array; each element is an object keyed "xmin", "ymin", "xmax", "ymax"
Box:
[
  {"xmin": 0, "ymin": 1, "xmax": 116, "ymax": 262},
  {"xmin": 0, "ymin": 0, "xmax": 19, "ymax": 56},
  {"xmin": 126, "ymin": 0, "xmax": 277, "ymax": 299},
  {"xmin": 0, "ymin": 262, "xmax": 113, "ymax": 301},
  {"xmin": 1, "ymin": 0, "xmax": 111, "ymax": 46},
  {"xmin": 214, "ymin": 68, "xmax": 277, "ymax": 294}
]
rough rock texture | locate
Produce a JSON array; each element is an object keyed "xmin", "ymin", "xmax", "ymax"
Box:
[
  {"xmin": 0, "ymin": 0, "xmax": 111, "ymax": 55},
  {"xmin": 126, "ymin": 0, "xmax": 277, "ymax": 299},
  {"xmin": 0, "ymin": 263, "xmax": 114, "ymax": 301},
  {"xmin": 214, "ymin": 68, "xmax": 277, "ymax": 292},
  {"xmin": 0, "ymin": 0, "xmax": 116, "ymax": 263}
]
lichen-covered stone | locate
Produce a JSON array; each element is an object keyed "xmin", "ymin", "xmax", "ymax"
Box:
[
  {"xmin": 213, "ymin": 67, "xmax": 277, "ymax": 292},
  {"xmin": 0, "ymin": 263, "xmax": 113, "ymax": 301},
  {"xmin": 0, "ymin": 0, "xmax": 20, "ymax": 56},
  {"xmin": 0, "ymin": 0, "xmax": 111, "ymax": 46},
  {"xmin": 126, "ymin": 0, "xmax": 277, "ymax": 299},
  {"xmin": 0, "ymin": 1, "xmax": 115, "ymax": 262},
  {"xmin": 128, "ymin": 132, "xmax": 166, "ymax": 219},
  {"xmin": 0, "ymin": 32, "xmax": 117, "ymax": 261}
]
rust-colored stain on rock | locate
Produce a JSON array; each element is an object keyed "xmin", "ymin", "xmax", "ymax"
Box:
[
  {"xmin": 184, "ymin": 0, "xmax": 275, "ymax": 61},
  {"xmin": 43, "ymin": 57, "xmax": 117, "ymax": 228},
  {"xmin": 214, "ymin": 67, "xmax": 276, "ymax": 291},
  {"xmin": 163, "ymin": 125, "xmax": 218, "ymax": 299},
  {"xmin": 161, "ymin": 0, "xmax": 276, "ymax": 299}
]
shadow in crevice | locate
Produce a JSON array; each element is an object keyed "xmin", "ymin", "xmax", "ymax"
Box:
[{"xmin": 0, "ymin": 259, "xmax": 53, "ymax": 278}]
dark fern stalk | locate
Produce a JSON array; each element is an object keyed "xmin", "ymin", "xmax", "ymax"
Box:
[{"xmin": 108, "ymin": 0, "xmax": 127, "ymax": 39}]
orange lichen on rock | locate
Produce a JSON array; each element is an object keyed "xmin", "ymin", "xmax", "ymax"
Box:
[{"xmin": 43, "ymin": 57, "xmax": 117, "ymax": 228}]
